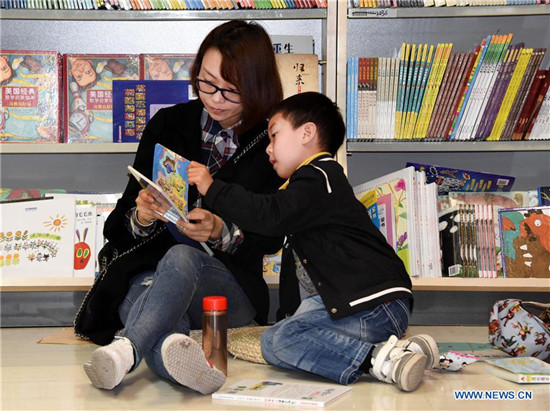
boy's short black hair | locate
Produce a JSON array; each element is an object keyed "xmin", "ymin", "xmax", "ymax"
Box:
[{"xmin": 268, "ymin": 92, "xmax": 345, "ymax": 156}]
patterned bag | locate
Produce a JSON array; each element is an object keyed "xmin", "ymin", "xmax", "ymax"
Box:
[{"xmin": 489, "ymin": 299, "xmax": 550, "ymax": 362}]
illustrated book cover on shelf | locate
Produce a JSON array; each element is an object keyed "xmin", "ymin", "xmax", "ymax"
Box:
[
  {"xmin": 0, "ymin": 197, "xmax": 75, "ymax": 278},
  {"xmin": 139, "ymin": 54, "xmax": 195, "ymax": 81},
  {"xmin": 112, "ymin": 80, "xmax": 192, "ymax": 142},
  {"xmin": 0, "ymin": 50, "xmax": 62, "ymax": 143},
  {"xmin": 212, "ymin": 379, "xmax": 351, "ymax": 408},
  {"xmin": 275, "ymin": 54, "xmax": 319, "ymax": 99},
  {"xmin": 498, "ymin": 205, "xmax": 550, "ymax": 278},
  {"xmin": 63, "ymin": 54, "xmax": 139, "ymax": 143},
  {"xmin": 353, "ymin": 167, "xmax": 418, "ymax": 277},
  {"xmin": 485, "ymin": 357, "xmax": 550, "ymax": 384},
  {"xmin": 73, "ymin": 205, "xmax": 97, "ymax": 278},
  {"xmin": 407, "ymin": 162, "xmax": 515, "ymax": 194}
]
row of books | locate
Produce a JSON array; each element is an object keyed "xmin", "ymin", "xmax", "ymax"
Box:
[
  {"xmin": 0, "ymin": 0, "xmax": 327, "ymax": 9},
  {"xmin": 347, "ymin": 33, "xmax": 550, "ymax": 141},
  {"xmin": 0, "ymin": 46, "xmax": 318, "ymax": 143},
  {"xmin": 352, "ymin": 163, "xmax": 549, "ymax": 278},
  {"xmin": 348, "ymin": 1, "xmax": 550, "ymax": 7},
  {"xmin": 0, "ymin": 191, "xmax": 122, "ymax": 278}
]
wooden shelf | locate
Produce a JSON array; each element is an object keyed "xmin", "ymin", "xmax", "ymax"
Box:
[
  {"xmin": 0, "ymin": 143, "xmax": 139, "ymax": 154},
  {"xmin": 1, "ymin": 276, "xmax": 548, "ymax": 292}
]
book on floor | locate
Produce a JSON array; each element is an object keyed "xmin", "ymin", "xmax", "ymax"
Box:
[
  {"xmin": 212, "ymin": 379, "xmax": 351, "ymax": 408},
  {"xmin": 485, "ymin": 357, "xmax": 550, "ymax": 384}
]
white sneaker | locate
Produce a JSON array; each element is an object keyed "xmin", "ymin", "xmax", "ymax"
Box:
[
  {"xmin": 161, "ymin": 333, "xmax": 226, "ymax": 395},
  {"xmin": 396, "ymin": 334, "xmax": 439, "ymax": 369},
  {"xmin": 83, "ymin": 337, "xmax": 134, "ymax": 390},
  {"xmin": 370, "ymin": 335, "xmax": 427, "ymax": 392}
]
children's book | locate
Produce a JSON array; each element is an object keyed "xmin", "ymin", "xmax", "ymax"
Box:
[
  {"xmin": 139, "ymin": 54, "xmax": 195, "ymax": 81},
  {"xmin": 538, "ymin": 187, "xmax": 550, "ymax": 206},
  {"xmin": 275, "ymin": 54, "xmax": 319, "ymax": 98},
  {"xmin": 0, "ymin": 197, "xmax": 75, "ymax": 278},
  {"xmin": 498, "ymin": 205, "xmax": 550, "ymax": 278},
  {"xmin": 407, "ymin": 162, "xmax": 515, "ymax": 195},
  {"xmin": 112, "ymin": 80, "xmax": 192, "ymax": 142},
  {"xmin": 127, "ymin": 165, "xmax": 187, "ymax": 225},
  {"xmin": 485, "ymin": 357, "xmax": 550, "ymax": 384},
  {"xmin": 354, "ymin": 167, "xmax": 418, "ymax": 276},
  {"xmin": 212, "ymin": 379, "xmax": 351, "ymax": 408},
  {"xmin": 0, "ymin": 50, "xmax": 62, "ymax": 143},
  {"xmin": 0, "ymin": 188, "xmax": 67, "ymax": 202},
  {"xmin": 63, "ymin": 54, "xmax": 139, "ymax": 143},
  {"xmin": 73, "ymin": 204, "xmax": 97, "ymax": 278}
]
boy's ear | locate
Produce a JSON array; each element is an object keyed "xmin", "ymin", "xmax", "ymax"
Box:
[{"xmin": 302, "ymin": 122, "xmax": 317, "ymax": 144}]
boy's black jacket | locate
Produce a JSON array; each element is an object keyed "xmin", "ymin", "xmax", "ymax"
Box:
[{"xmin": 204, "ymin": 154, "xmax": 413, "ymax": 321}]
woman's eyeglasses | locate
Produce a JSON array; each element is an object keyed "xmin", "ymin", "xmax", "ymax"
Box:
[{"xmin": 195, "ymin": 79, "xmax": 241, "ymax": 104}]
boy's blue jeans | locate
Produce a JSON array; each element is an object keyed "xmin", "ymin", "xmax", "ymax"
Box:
[
  {"xmin": 117, "ymin": 244, "xmax": 256, "ymax": 381},
  {"xmin": 261, "ymin": 294, "xmax": 410, "ymax": 385}
]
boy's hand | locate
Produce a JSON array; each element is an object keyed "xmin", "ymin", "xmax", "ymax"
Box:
[{"xmin": 188, "ymin": 161, "xmax": 214, "ymax": 195}]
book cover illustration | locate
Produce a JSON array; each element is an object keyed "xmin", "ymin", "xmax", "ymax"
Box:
[
  {"xmin": 140, "ymin": 54, "xmax": 195, "ymax": 81},
  {"xmin": 0, "ymin": 50, "xmax": 61, "ymax": 143},
  {"xmin": 275, "ymin": 54, "xmax": 319, "ymax": 98},
  {"xmin": 0, "ymin": 188, "xmax": 67, "ymax": 202},
  {"xmin": 63, "ymin": 54, "xmax": 139, "ymax": 143},
  {"xmin": 112, "ymin": 80, "xmax": 191, "ymax": 142},
  {"xmin": 499, "ymin": 206, "xmax": 550, "ymax": 278},
  {"xmin": 212, "ymin": 379, "xmax": 351, "ymax": 407},
  {"xmin": 0, "ymin": 197, "xmax": 75, "ymax": 278},
  {"xmin": 539, "ymin": 187, "xmax": 550, "ymax": 206},
  {"xmin": 407, "ymin": 162, "xmax": 515, "ymax": 195},
  {"xmin": 73, "ymin": 205, "xmax": 97, "ymax": 278},
  {"xmin": 152, "ymin": 143, "xmax": 190, "ymax": 219},
  {"xmin": 485, "ymin": 357, "xmax": 550, "ymax": 384},
  {"xmin": 354, "ymin": 167, "xmax": 417, "ymax": 276}
]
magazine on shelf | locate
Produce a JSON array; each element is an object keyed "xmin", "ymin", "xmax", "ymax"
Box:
[
  {"xmin": 212, "ymin": 379, "xmax": 351, "ymax": 408},
  {"xmin": 485, "ymin": 357, "xmax": 550, "ymax": 384}
]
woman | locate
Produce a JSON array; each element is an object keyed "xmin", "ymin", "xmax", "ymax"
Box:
[{"xmin": 74, "ymin": 20, "xmax": 284, "ymax": 394}]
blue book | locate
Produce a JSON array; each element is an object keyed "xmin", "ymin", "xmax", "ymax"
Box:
[{"xmin": 112, "ymin": 80, "xmax": 191, "ymax": 143}]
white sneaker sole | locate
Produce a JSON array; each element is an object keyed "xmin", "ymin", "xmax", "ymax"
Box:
[
  {"xmin": 408, "ymin": 335, "xmax": 440, "ymax": 369},
  {"xmin": 162, "ymin": 334, "xmax": 226, "ymax": 395},
  {"xmin": 394, "ymin": 352, "xmax": 428, "ymax": 392},
  {"xmin": 84, "ymin": 350, "xmax": 121, "ymax": 390}
]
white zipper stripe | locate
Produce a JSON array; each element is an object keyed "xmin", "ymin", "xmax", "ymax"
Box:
[
  {"xmin": 310, "ymin": 165, "xmax": 332, "ymax": 193},
  {"xmin": 348, "ymin": 287, "xmax": 412, "ymax": 307}
]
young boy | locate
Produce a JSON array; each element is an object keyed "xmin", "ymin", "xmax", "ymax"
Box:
[{"xmin": 188, "ymin": 92, "xmax": 438, "ymax": 392}]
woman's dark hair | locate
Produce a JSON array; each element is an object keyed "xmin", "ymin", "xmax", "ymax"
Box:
[
  {"xmin": 191, "ymin": 20, "xmax": 283, "ymax": 132},
  {"xmin": 269, "ymin": 92, "xmax": 346, "ymax": 156}
]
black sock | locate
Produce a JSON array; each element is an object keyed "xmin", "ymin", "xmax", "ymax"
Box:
[{"xmin": 359, "ymin": 346, "xmax": 374, "ymax": 372}]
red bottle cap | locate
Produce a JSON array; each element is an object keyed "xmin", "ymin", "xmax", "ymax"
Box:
[{"xmin": 203, "ymin": 296, "xmax": 227, "ymax": 311}]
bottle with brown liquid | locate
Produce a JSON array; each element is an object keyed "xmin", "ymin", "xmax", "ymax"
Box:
[{"xmin": 202, "ymin": 296, "xmax": 228, "ymax": 375}]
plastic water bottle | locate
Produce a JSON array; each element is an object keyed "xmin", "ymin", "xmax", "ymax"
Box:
[{"xmin": 202, "ymin": 296, "xmax": 228, "ymax": 375}]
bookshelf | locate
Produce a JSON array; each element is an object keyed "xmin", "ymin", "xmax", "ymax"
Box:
[
  {"xmin": 1, "ymin": 4, "xmax": 549, "ymax": 297},
  {"xmin": 336, "ymin": 2, "xmax": 550, "ymax": 290}
]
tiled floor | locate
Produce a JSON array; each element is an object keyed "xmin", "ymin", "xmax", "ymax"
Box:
[{"xmin": 1, "ymin": 326, "xmax": 548, "ymax": 410}]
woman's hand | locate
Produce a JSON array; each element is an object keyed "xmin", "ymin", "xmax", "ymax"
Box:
[
  {"xmin": 188, "ymin": 161, "xmax": 214, "ymax": 195},
  {"xmin": 179, "ymin": 208, "xmax": 223, "ymax": 242},
  {"xmin": 135, "ymin": 189, "xmax": 169, "ymax": 225}
]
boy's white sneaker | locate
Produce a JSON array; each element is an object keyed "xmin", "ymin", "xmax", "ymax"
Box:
[
  {"xmin": 396, "ymin": 334, "xmax": 439, "ymax": 369},
  {"xmin": 83, "ymin": 337, "xmax": 134, "ymax": 390},
  {"xmin": 161, "ymin": 333, "xmax": 226, "ymax": 395},
  {"xmin": 370, "ymin": 335, "xmax": 428, "ymax": 392}
]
